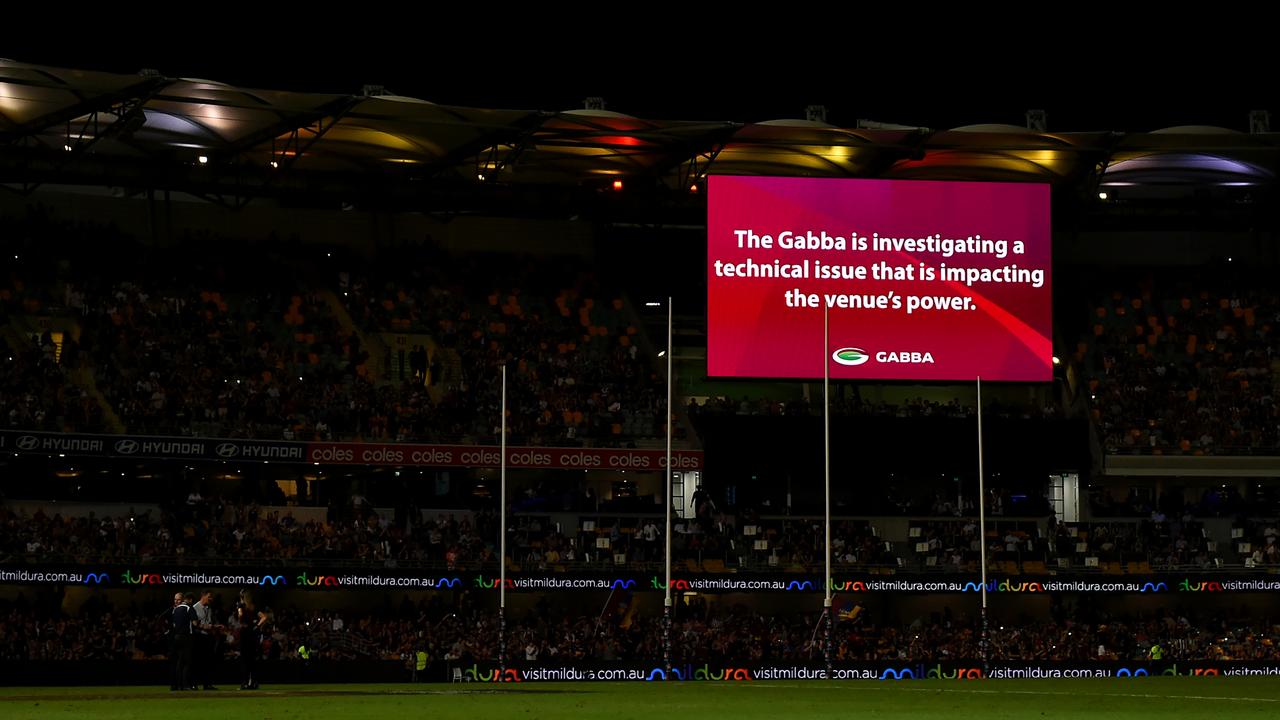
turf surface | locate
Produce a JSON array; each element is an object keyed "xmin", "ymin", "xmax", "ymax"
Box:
[{"xmin": 2, "ymin": 678, "xmax": 1278, "ymax": 719}]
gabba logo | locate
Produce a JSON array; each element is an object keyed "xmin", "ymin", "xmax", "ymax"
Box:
[
  {"xmin": 963, "ymin": 580, "xmax": 1044, "ymax": 593},
  {"xmin": 84, "ymin": 572, "xmax": 110, "ymax": 585},
  {"xmin": 122, "ymin": 570, "xmax": 164, "ymax": 585},
  {"xmin": 296, "ymin": 572, "xmax": 340, "ymax": 587},
  {"xmin": 832, "ymin": 348, "xmax": 870, "ymax": 366},
  {"xmin": 463, "ymin": 665, "xmax": 522, "ymax": 682},
  {"xmin": 1179, "ymin": 579, "xmax": 1224, "ymax": 592},
  {"xmin": 259, "ymin": 575, "xmax": 287, "ymax": 586}
]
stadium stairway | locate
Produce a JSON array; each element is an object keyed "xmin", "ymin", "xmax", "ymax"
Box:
[
  {"xmin": 5, "ymin": 316, "xmax": 124, "ymax": 433},
  {"xmin": 437, "ymin": 347, "xmax": 464, "ymax": 401},
  {"xmin": 69, "ymin": 364, "xmax": 125, "ymax": 434},
  {"xmin": 319, "ymin": 288, "xmax": 387, "ymax": 383}
]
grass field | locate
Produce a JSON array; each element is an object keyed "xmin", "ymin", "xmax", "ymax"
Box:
[{"xmin": 2, "ymin": 678, "xmax": 1278, "ymax": 719}]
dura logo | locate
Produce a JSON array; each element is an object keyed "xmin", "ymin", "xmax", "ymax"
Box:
[
  {"xmin": 831, "ymin": 347, "xmax": 870, "ymax": 366},
  {"xmin": 84, "ymin": 572, "xmax": 110, "ymax": 584},
  {"xmin": 645, "ymin": 665, "xmax": 752, "ymax": 681},
  {"xmin": 296, "ymin": 572, "xmax": 340, "ymax": 587},
  {"xmin": 831, "ymin": 580, "xmax": 868, "ymax": 592},
  {"xmin": 962, "ymin": 580, "xmax": 1045, "ymax": 593},
  {"xmin": 879, "ymin": 665, "xmax": 983, "ymax": 680},
  {"xmin": 1149, "ymin": 664, "xmax": 1219, "ymax": 677},
  {"xmin": 122, "ymin": 570, "xmax": 164, "ymax": 585},
  {"xmin": 475, "ymin": 576, "xmax": 515, "ymax": 590},
  {"xmin": 651, "ymin": 577, "xmax": 691, "ymax": 590},
  {"xmin": 258, "ymin": 575, "xmax": 287, "ymax": 586},
  {"xmin": 1179, "ymin": 579, "xmax": 1224, "ymax": 592},
  {"xmin": 463, "ymin": 665, "xmax": 522, "ymax": 682}
]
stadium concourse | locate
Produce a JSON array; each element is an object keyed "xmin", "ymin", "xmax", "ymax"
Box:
[{"xmin": 1, "ymin": 59, "xmax": 1280, "ymax": 698}]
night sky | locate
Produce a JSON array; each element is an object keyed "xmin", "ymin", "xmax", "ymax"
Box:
[{"xmin": 5, "ymin": 28, "xmax": 1275, "ymax": 132}]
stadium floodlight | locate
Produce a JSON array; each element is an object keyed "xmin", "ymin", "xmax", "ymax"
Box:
[
  {"xmin": 1098, "ymin": 191, "xmax": 1108, "ymax": 201},
  {"xmin": 197, "ymin": 155, "xmax": 208, "ymax": 165},
  {"xmin": 1052, "ymin": 356, "xmax": 1061, "ymax": 365}
]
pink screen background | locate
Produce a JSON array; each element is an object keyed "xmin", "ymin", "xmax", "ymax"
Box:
[{"xmin": 707, "ymin": 176, "xmax": 1052, "ymax": 382}]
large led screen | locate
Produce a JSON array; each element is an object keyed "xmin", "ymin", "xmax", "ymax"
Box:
[{"xmin": 707, "ymin": 176, "xmax": 1052, "ymax": 381}]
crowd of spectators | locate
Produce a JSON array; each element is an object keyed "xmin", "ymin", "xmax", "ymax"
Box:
[
  {"xmin": 1081, "ymin": 272, "xmax": 1280, "ymax": 455},
  {"xmin": 340, "ymin": 248, "xmax": 666, "ymax": 447},
  {"xmin": 9, "ymin": 207, "xmax": 1280, "ymax": 460},
  {"xmin": 11, "ymin": 490, "xmax": 1276, "ymax": 574},
  {"xmin": 3, "ymin": 595, "xmax": 1279, "ymax": 664},
  {"xmin": 1, "ymin": 339, "xmax": 102, "ymax": 433},
  {"xmin": 904, "ymin": 514, "xmax": 1255, "ymax": 572},
  {"xmin": 2, "ymin": 210, "xmax": 672, "ymax": 447},
  {"xmin": 0, "ymin": 502, "xmax": 497, "ymax": 569},
  {"xmin": 689, "ymin": 395, "xmax": 1061, "ymax": 421},
  {"xmin": 1044, "ymin": 517, "xmax": 1220, "ymax": 569}
]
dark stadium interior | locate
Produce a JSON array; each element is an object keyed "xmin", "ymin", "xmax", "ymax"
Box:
[{"xmin": 1, "ymin": 56, "xmax": 1279, "ymax": 688}]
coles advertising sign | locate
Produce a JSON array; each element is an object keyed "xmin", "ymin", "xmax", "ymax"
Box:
[
  {"xmin": 707, "ymin": 176, "xmax": 1052, "ymax": 381},
  {"xmin": 305, "ymin": 443, "xmax": 703, "ymax": 471},
  {"xmin": 0, "ymin": 430, "xmax": 703, "ymax": 471}
]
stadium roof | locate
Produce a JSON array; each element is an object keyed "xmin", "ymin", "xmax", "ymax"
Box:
[{"xmin": 2, "ymin": 61, "xmax": 1278, "ymax": 216}]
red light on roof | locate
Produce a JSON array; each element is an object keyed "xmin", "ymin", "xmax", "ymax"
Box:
[
  {"xmin": 612, "ymin": 180, "xmax": 624, "ymax": 191},
  {"xmin": 689, "ymin": 183, "xmax": 699, "ymax": 193}
]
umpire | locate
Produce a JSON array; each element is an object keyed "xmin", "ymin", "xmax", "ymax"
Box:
[{"xmin": 170, "ymin": 592, "xmax": 195, "ymax": 691}]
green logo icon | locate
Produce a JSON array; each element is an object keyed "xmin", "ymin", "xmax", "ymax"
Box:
[{"xmin": 832, "ymin": 347, "xmax": 869, "ymax": 366}]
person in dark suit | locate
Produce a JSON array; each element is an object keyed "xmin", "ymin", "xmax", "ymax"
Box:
[
  {"xmin": 192, "ymin": 590, "xmax": 219, "ymax": 690},
  {"xmin": 236, "ymin": 592, "xmax": 266, "ymax": 690},
  {"xmin": 170, "ymin": 592, "xmax": 194, "ymax": 691}
]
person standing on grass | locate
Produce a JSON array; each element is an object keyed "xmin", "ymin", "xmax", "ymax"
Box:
[
  {"xmin": 236, "ymin": 592, "xmax": 266, "ymax": 690},
  {"xmin": 170, "ymin": 592, "xmax": 194, "ymax": 691},
  {"xmin": 192, "ymin": 590, "xmax": 219, "ymax": 690}
]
